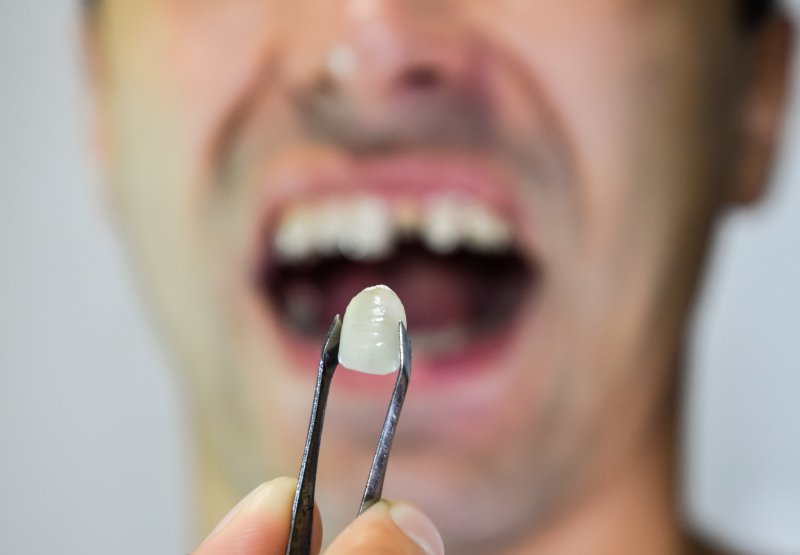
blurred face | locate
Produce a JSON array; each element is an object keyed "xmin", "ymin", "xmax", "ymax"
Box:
[{"xmin": 91, "ymin": 0, "xmax": 778, "ymax": 550}]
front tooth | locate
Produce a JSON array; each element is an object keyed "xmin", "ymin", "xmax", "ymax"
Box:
[
  {"xmin": 338, "ymin": 285, "xmax": 407, "ymax": 375},
  {"xmin": 461, "ymin": 202, "xmax": 512, "ymax": 252},
  {"xmin": 274, "ymin": 205, "xmax": 314, "ymax": 262},
  {"xmin": 338, "ymin": 196, "xmax": 393, "ymax": 261},
  {"xmin": 421, "ymin": 194, "xmax": 465, "ymax": 254},
  {"xmin": 311, "ymin": 200, "xmax": 347, "ymax": 255}
]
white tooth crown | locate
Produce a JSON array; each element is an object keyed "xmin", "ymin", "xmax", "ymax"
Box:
[
  {"xmin": 338, "ymin": 196, "xmax": 392, "ymax": 260},
  {"xmin": 314, "ymin": 200, "xmax": 346, "ymax": 256},
  {"xmin": 338, "ymin": 285, "xmax": 407, "ymax": 375},
  {"xmin": 461, "ymin": 201, "xmax": 512, "ymax": 251},
  {"xmin": 422, "ymin": 194, "xmax": 464, "ymax": 254},
  {"xmin": 273, "ymin": 205, "xmax": 314, "ymax": 263},
  {"xmin": 272, "ymin": 193, "xmax": 512, "ymax": 262}
]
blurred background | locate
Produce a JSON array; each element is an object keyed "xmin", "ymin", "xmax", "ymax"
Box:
[{"xmin": 0, "ymin": 1, "xmax": 798, "ymax": 554}]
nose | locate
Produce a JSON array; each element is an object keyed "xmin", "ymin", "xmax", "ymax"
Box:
[{"xmin": 279, "ymin": 0, "xmax": 480, "ymax": 109}]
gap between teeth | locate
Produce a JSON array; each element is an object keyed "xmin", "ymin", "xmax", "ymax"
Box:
[{"xmin": 273, "ymin": 193, "xmax": 512, "ymax": 263}]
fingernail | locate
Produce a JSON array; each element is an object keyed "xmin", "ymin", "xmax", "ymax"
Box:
[{"xmin": 389, "ymin": 503, "xmax": 445, "ymax": 555}]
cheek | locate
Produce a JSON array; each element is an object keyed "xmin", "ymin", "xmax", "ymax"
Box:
[
  {"xmin": 160, "ymin": 2, "xmax": 278, "ymax": 158},
  {"xmin": 104, "ymin": 0, "xmax": 278, "ymax": 176},
  {"xmin": 473, "ymin": 0, "xmax": 723, "ymax": 246},
  {"xmin": 475, "ymin": 2, "xmax": 729, "ymax": 384}
]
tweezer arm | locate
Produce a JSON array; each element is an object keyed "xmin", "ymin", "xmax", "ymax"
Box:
[
  {"xmin": 285, "ymin": 315, "xmax": 341, "ymax": 555},
  {"xmin": 358, "ymin": 322, "xmax": 413, "ymax": 514}
]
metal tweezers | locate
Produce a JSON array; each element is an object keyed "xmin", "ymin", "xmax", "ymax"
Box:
[{"xmin": 285, "ymin": 315, "xmax": 412, "ymax": 555}]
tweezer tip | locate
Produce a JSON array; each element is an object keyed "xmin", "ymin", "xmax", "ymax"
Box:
[
  {"xmin": 322, "ymin": 314, "xmax": 342, "ymax": 353},
  {"xmin": 398, "ymin": 321, "xmax": 412, "ymax": 378}
]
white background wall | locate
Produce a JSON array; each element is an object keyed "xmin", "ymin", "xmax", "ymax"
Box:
[{"xmin": 0, "ymin": 1, "xmax": 798, "ymax": 554}]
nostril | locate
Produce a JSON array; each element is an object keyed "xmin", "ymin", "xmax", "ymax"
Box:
[{"xmin": 399, "ymin": 65, "xmax": 443, "ymax": 92}]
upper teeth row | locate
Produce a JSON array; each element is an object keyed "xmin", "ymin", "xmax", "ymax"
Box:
[{"xmin": 272, "ymin": 193, "xmax": 513, "ymax": 263}]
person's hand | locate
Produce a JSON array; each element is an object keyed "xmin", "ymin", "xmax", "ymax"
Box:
[{"xmin": 192, "ymin": 477, "xmax": 445, "ymax": 555}]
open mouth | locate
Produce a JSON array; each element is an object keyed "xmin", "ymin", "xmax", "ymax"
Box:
[{"xmin": 253, "ymin": 178, "xmax": 538, "ymax": 374}]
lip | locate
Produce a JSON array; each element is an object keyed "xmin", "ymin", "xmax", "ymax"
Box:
[{"xmin": 247, "ymin": 149, "xmax": 541, "ymax": 398}]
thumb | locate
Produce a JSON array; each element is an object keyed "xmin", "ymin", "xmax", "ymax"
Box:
[
  {"xmin": 192, "ymin": 477, "xmax": 322, "ymax": 555},
  {"xmin": 325, "ymin": 500, "xmax": 444, "ymax": 555}
]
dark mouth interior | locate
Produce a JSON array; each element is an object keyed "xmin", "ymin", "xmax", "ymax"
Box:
[{"xmin": 257, "ymin": 239, "xmax": 536, "ymax": 350}]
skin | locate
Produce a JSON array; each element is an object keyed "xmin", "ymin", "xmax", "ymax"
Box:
[{"xmin": 87, "ymin": 0, "xmax": 792, "ymax": 553}]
